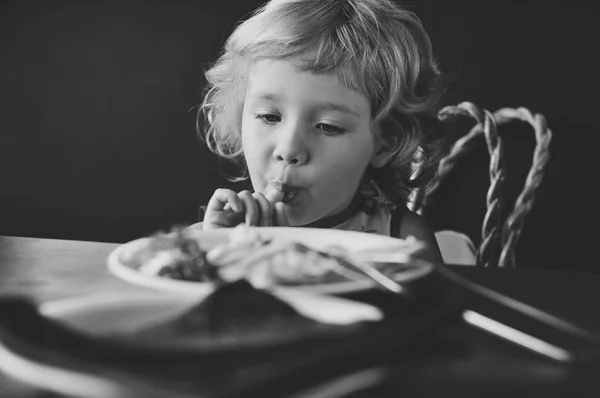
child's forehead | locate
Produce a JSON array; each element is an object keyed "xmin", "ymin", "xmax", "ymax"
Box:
[
  {"xmin": 246, "ymin": 55, "xmax": 365, "ymax": 94},
  {"xmin": 244, "ymin": 58, "xmax": 371, "ymax": 116}
]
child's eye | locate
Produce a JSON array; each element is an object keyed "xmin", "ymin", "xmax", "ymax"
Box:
[
  {"xmin": 316, "ymin": 123, "xmax": 344, "ymax": 136},
  {"xmin": 256, "ymin": 114, "xmax": 281, "ymax": 124}
]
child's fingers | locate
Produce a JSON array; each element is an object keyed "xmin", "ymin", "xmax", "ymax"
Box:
[
  {"xmin": 273, "ymin": 202, "xmax": 289, "ymax": 226},
  {"xmin": 252, "ymin": 192, "xmax": 273, "ymax": 226},
  {"xmin": 207, "ymin": 189, "xmax": 244, "ymax": 213},
  {"xmin": 203, "ymin": 189, "xmax": 246, "ymax": 229},
  {"xmin": 237, "ymin": 190, "xmax": 259, "ymax": 226}
]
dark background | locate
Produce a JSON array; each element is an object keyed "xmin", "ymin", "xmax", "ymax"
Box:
[{"xmin": 0, "ymin": 0, "xmax": 597, "ymax": 270}]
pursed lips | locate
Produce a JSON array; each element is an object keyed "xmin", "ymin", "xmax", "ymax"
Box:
[{"xmin": 266, "ymin": 180, "xmax": 302, "ymax": 204}]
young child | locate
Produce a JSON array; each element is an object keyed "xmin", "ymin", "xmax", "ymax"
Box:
[{"xmin": 196, "ymin": 0, "xmax": 447, "ymax": 264}]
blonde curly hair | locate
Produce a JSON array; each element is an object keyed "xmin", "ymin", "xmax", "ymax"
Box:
[{"xmin": 198, "ymin": 0, "xmax": 447, "ymax": 209}]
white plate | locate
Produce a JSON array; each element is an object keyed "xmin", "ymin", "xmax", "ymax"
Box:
[{"xmin": 107, "ymin": 226, "xmax": 433, "ymax": 296}]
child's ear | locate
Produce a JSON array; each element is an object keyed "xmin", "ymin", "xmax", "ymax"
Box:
[{"xmin": 370, "ymin": 134, "xmax": 397, "ymax": 168}]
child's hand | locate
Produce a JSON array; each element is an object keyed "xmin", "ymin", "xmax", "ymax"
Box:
[{"xmin": 203, "ymin": 189, "xmax": 288, "ymax": 229}]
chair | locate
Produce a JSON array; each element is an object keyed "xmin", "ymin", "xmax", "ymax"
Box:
[{"xmin": 410, "ymin": 102, "xmax": 553, "ymax": 268}]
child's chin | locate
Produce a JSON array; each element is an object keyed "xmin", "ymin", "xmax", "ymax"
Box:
[
  {"xmin": 282, "ymin": 210, "xmax": 308, "ymax": 227},
  {"xmin": 285, "ymin": 217, "xmax": 304, "ymax": 228},
  {"xmin": 285, "ymin": 212, "xmax": 321, "ymax": 228}
]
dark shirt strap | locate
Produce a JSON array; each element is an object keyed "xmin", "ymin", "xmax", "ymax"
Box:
[{"xmin": 389, "ymin": 205, "xmax": 408, "ymax": 238}]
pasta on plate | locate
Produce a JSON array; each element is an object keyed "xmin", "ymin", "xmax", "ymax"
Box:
[{"xmin": 125, "ymin": 225, "xmax": 426, "ymax": 288}]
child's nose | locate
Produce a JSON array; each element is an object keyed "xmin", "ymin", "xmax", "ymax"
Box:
[{"xmin": 272, "ymin": 123, "xmax": 309, "ymax": 165}]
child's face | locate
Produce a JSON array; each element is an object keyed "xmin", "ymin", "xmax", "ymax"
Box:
[{"xmin": 241, "ymin": 58, "xmax": 379, "ymax": 226}]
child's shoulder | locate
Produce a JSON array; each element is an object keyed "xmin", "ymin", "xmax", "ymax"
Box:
[{"xmin": 394, "ymin": 208, "xmax": 443, "ymax": 264}]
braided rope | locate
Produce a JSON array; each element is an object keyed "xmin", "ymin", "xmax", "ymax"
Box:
[
  {"xmin": 480, "ymin": 108, "xmax": 507, "ymax": 268},
  {"xmin": 429, "ymin": 102, "xmax": 507, "ymax": 268},
  {"xmin": 495, "ymin": 108, "xmax": 553, "ymax": 268},
  {"xmin": 416, "ymin": 102, "xmax": 552, "ymax": 268}
]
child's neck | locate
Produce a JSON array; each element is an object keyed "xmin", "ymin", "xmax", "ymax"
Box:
[{"xmin": 296, "ymin": 193, "xmax": 364, "ymax": 229}]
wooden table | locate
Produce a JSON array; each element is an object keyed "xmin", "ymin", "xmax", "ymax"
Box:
[{"xmin": 1, "ymin": 235, "xmax": 600, "ymax": 397}]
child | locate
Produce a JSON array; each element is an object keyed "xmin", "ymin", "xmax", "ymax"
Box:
[{"xmin": 196, "ymin": 0, "xmax": 447, "ymax": 264}]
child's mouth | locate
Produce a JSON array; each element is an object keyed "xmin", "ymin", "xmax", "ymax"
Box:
[
  {"xmin": 266, "ymin": 183, "xmax": 300, "ymax": 204},
  {"xmin": 280, "ymin": 189, "xmax": 299, "ymax": 203}
]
